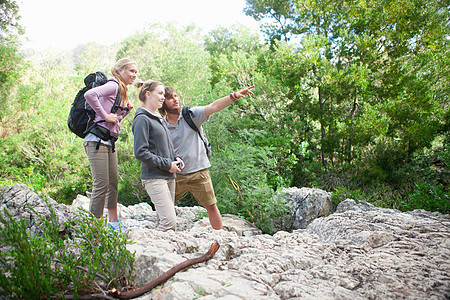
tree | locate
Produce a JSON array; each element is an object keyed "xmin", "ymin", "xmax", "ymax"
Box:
[
  {"xmin": 116, "ymin": 23, "xmax": 211, "ymax": 100},
  {"xmin": 205, "ymin": 24, "xmax": 263, "ymax": 88},
  {"xmin": 0, "ymin": 0, "xmax": 25, "ymax": 124},
  {"xmin": 0, "ymin": 0, "xmax": 22, "ymax": 40},
  {"xmin": 244, "ymin": 0, "xmax": 449, "ymax": 166}
]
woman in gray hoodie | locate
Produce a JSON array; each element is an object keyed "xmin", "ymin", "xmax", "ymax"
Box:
[{"xmin": 132, "ymin": 80, "xmax": 184, "ymax": 231}]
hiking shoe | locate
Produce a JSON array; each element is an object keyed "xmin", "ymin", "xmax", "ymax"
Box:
[{"xmin": 107, "ymin": 219, "xmax": 122, "ymax": 232}]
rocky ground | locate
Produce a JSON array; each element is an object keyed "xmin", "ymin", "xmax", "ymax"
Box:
[{"xmin": 1, "ymin": 184, "xmax": 449, "ymax": 299}]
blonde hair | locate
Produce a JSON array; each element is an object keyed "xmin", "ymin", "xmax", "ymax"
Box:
[
  {"xmin": 111, "ymin": 57, "xmax": 137, "ymax": 105},
  {"xmin": 136, "ymin": 79, "xmax": 164, "ymax": 103}
]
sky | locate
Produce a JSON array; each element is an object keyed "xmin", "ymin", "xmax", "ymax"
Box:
[{"xmin": 18, "ymin": 0, "xmax": 261, "ymax": 51}]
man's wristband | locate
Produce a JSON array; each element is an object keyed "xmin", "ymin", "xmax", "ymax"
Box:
[{"xmin": 229, "ymin": 92, "xmax": 238, "ymax": 102}]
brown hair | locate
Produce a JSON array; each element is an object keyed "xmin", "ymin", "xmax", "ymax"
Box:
[
  {"xmin": 136, "ymin": 80, "xmax": 164, "ymax": 103},
  {"xmin": 111, "ymin": 57, "xmax": 137, "ymax": 105},
  {"xmin": 159, "ymin": 86, "xmax": 176, "ymax": 115}
]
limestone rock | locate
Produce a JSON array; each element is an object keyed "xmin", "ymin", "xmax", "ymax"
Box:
[
  {"xmin": 272, "ymin": 187, "xmax": 333, "ymax": 232},
  {"xmin": 1, "ymin": 184, "xmax": 449, "ymax": 299},
  {"xmin": 0, "ymin": 184, "xmax": 70, "ymax": 233}
]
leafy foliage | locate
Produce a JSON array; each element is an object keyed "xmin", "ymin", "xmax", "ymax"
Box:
[
  {"xmin": 117, "ymin": 23, "xmax": 211, "ymax": 100},
  {"xmin": 242, "ymin": 0, "xmax": 449, "ymax": 212},
  {"xmin": 212, "ymin": 142, "xmax": 289, "ymax": 234},
  {"xmin": 0, "ymin": 204, "xmax": 134, "ymax": 299},
  {"xmin": 404, "ymin": 183, "xmax": 449, "ymax": 214},
  {"xmin": 1, "ymin": 2, "xmax": 449, "ymax": 235},
  {"xmin": 0, "ymin": 0, "xmax": 25, "ymax": 124},
  {"xmin": 0, "ymin": 0, "xmax": 23, "ymax": 38}
]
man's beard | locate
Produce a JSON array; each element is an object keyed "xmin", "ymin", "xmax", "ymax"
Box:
[{"xmin": 167, "ymin": 106, "xmax": 181, "ymax": 115}]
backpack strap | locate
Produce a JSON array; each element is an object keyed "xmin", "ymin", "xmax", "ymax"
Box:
[
  {"xmin": 94, "ymin": 136, "xmax": 116, "ymax": 152},
  {"xmin": 109, "ymin": 79, "xmax": 129, "ymax": 114},
  {"xmin": 90, "ymin": 80, "xmax": 124, "ymax": 152},
  {"xmin": 110, "ymin": 137, "xmax": 117, "ymax": 153},
  {"xmin": 83, "ymin": 120, "xmax": 105, "ymax": 136},
  {"xmin": 182, "ymin": 106, "xmax": 199, "ymax": 133},
  {"xmin": 182, "ymin": 106, "xmax": 211, "ymax": 157}
]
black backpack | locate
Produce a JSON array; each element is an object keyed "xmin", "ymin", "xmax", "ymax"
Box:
[
  {"xmin": 67, "ymin": 71, "xmax": 126, "ymax": 152},
  {"xmin": 182, "ymin": 106, "xmax": 211, "ymax": 158}
]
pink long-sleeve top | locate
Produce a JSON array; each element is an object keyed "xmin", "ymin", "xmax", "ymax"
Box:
[{"xmin": 84, "ymin": 78, "xmax": 130, "ymax": 138}]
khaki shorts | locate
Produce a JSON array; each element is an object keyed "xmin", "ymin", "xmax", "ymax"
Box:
[{"xmin": 175, "ymin": 169, "xmax": 217, "ymax": 207}]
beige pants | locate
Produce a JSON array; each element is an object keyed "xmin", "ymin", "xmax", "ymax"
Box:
[
  {"xmin": 84, "ymin": 142, "xmax": 118, "ymax": 218},
  {"xmin": 142, "ymin": 178, "xmax": 176, "ymax": 231}
]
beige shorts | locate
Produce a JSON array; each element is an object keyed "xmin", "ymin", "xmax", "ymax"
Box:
[{"xmin": 175, "ymin": 169, "xmax": 217, "ymax": 207}]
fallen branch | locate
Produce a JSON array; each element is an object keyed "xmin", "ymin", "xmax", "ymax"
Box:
[{"xmin": 110, "ymin": 242, "xmax": 220, "ymax": 299}]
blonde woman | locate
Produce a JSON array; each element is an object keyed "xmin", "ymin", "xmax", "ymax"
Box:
[
  {"xmin": 84, "ymin": 58, "xmax": 138, "ymax": 231},
  {"xmin": 132, "ymin": 80, "xmax": 184, "ymax": 231}
]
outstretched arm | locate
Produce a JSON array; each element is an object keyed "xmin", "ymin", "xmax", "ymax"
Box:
[{"xmin": 204, "ymin": 85, "xmax": 255, "ymax": 117}]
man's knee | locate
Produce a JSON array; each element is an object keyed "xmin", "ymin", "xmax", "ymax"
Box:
[{"xmin": 204, "ymin": 203, "xmax": 218, "ymax": 210}]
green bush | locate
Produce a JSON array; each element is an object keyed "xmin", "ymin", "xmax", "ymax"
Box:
[
  {"xmin": 0, "ymin": 203, "xmax": 134, "ymax": 299},
  {"xmin": 402, "ymin": 183, "xmax": 449, "ymax": 214},
  {"xmin": 211, "ymin": 143, "xmax": 289, "ymax": 234},
  {"xmin": 331, "ymin": 186, "xmax": 365, "ymax": 209}
]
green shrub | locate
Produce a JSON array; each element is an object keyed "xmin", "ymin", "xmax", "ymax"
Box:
[
  {"xmin": 0, "ymin": 203, "xmax": 134, "ymax": 299},
  {"xmin": 402, "ymin": 183, "xmax": 449, "ymax": 214},
  {"xmin": 211, "ymin": 143, "xmax": 289, "ymax": 234},
  {"xmin": 331, "ymin": 186, "xmax": 365, "ymax": 209}
]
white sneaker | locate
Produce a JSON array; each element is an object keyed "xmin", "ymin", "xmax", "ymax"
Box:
[{"xmin": 107, "ymin": 219, "xmax": 122, "ymax": 232}]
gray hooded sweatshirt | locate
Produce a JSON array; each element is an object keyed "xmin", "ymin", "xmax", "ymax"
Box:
[{"xmin": 132, "ymin": 107, "xmax": 177, "ymax": 180}]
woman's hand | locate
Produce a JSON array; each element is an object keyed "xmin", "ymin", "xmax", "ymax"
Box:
[
  {"xmin": 169, "ymin": 158, "xmax": 184, "ymax": 173},
  {"xmin": 175, "ymin": 157, "xmax": 184, "ymax": 170},
  {"xmin": 127, "ymin": 101, "xmax": 134, "ymax": 111},
  {"xmin": 105, "ymin": 113, "xmax": 119, "ymax": 124}
]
